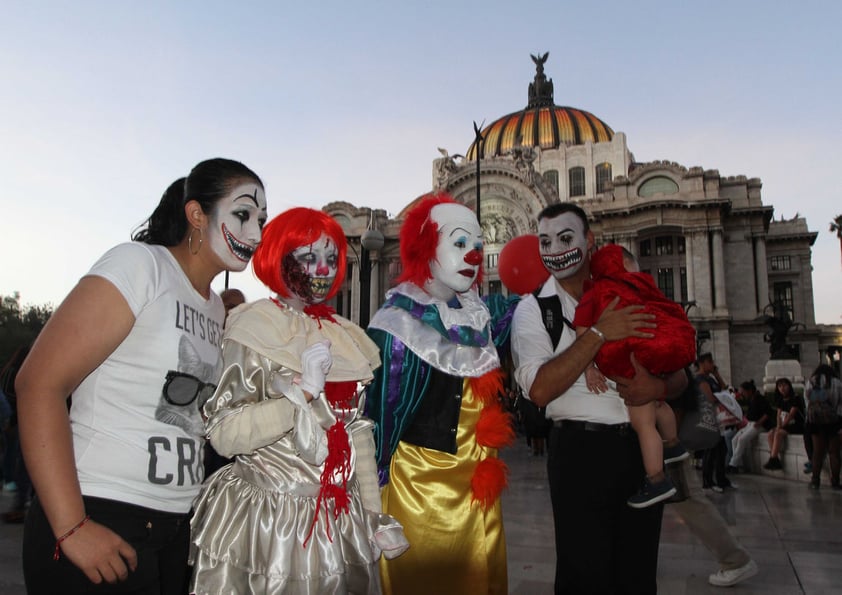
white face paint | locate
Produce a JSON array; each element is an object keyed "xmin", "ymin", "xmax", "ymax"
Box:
[
  {"xmin": 207, "ymin": 182, "xmax": 267, "ymax": 272},
  {"xmin": 537, "ymin": 212, "xmax": 589, "ymax": 280},
  {"xmin": 426, "ymin": 203, "xmax": 483, "ymax": 300},
  {"xmin": 289, "ymin": 233, "xmax": 338, "ymax": 304}
]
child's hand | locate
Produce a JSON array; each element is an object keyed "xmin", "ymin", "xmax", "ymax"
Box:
[{"xmin": 585, "ymin": 364, "xmax": 608, "ymax": 394}]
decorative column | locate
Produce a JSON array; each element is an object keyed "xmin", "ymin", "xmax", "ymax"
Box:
[
  {"xmin": 350, "ymin": 250, "xmax": 362, "ymax": 326},
  {"xmin": 711, "ymin": 229, "xmax": 727, "ymax": 314},
  {"xmin": 359, "ymin": 227, "xmax": 385, "ymax": 329},
  {"xmin": 368, "ymin": 250, "xmax": 381, "ymax": 321},
  {"xmin": 684, "ymin": 232, "xmax": 696, "ymax": 305},
  {"xmin": 753, "ymin": 236, "xmax": 769, "ymax": 313}
]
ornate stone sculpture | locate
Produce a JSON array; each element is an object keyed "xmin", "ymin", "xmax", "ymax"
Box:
[{"xmin": 762, "ymin": 300, "xmax": 796, "ymax": 359}]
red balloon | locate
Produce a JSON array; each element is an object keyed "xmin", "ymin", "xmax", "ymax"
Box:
[{"xmin": 498, "ymin": 234, "xmax": 549, "ymax": 294}]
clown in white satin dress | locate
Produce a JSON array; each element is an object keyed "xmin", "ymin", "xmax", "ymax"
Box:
[{"xmin": 189, "ymin": 208, "xmax": 408, "ymax": 595}]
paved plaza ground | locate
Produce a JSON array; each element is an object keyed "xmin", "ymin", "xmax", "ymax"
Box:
[{"xmin": 1, "ymin": 443, "xmax": 840, "ymax": 594}]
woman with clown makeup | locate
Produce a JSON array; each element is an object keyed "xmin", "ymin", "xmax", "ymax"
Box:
[
  {"xmin": 365, "ymin": 193, "xmax": 516, "ymax": 595},
  {"xmin": 16, "ymin": 159, "xmax": 267, "ymax": 594},
  {"xmin": 189, "ymin": 207, "xmax": 408, "ymax": 595}
]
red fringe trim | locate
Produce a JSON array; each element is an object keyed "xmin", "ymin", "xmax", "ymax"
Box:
[
  {"xmin": 476, "ymin": 403, "xmax": 515, "ymax": 449},
  {"xmin": 466, "ymin": 369, "xmax": 513, "ymax": 507},
  {"xmin": 469, "ymin": 369, "xmax": 505, "ymax": 406},
  {"xmin": 470, "ymin": 457, "xmax": 508, "ymax": 510},
  {"xmin": 304, "ymin": 421, "xmax": 351, "ymax": 548}
]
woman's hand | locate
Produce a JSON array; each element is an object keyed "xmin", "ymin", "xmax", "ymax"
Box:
[{"xmin": 60, "ymin": 519, "xmax": 137, "ymax": 584}]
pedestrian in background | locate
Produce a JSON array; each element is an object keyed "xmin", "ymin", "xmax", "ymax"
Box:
[{"xmin": 1, "ymin": 345, "xmax": 32, "ymax": 523}]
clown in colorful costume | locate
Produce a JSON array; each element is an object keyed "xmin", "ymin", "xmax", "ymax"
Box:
[
  {"xmin": 365, "ymin": 195, "xmax": 516, "ymax": 595},
  {"xmin": 189, "ymin": 208, "xmax": 408, "ymax": 595}
]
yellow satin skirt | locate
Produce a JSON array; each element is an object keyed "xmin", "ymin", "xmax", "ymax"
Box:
[{"xmin": 380, "ymin": 379, "xmax": 507, "ymax": 595}]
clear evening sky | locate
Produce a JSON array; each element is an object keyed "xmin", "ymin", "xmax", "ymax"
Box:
[{"xmin": 2, "ymin": 1, "xmax": 840, "ymax": 323}]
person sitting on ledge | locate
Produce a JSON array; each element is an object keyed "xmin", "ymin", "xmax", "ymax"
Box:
[{"xmin": 763, "ymin": 377, "xmax": 804, "ymax": 470}]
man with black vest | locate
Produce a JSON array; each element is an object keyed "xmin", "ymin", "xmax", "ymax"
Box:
[{"xmin": 511, "ymin": 202, "xmax": 687, "ymax": 594}]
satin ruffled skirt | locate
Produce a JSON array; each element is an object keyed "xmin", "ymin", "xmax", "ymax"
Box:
[{"xmin": 189, "ymin": 464, "xmax": 382, "ymax": 595}]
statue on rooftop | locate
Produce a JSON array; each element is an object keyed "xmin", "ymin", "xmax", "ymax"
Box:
[
  {"xmin": 530, "ymin": 52, "xmax": 548, "ymax": 73},
  {"xmin": 528, "ymin": 52, "xmax": 553, "ymax": 108}
]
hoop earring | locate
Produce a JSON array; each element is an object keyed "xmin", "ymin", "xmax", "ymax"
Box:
[{"xmin": 188, "ymin": 227, "xmax": 204, "ymax": 255}]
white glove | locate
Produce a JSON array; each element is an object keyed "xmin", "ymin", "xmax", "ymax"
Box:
[
  {"xmin": 297, "ymin": 341, "xmax": 332, "ymax": 399},
  {"xmin": 372, "ymin": 514, "xmax": 410, "ymax": 560}
]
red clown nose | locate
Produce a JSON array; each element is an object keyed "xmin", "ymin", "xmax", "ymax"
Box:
[{"xmin": 464, "ymin": 249, "xmax": 483, "ymax": 266}]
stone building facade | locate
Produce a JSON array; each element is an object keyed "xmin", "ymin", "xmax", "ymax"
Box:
[{"xmin": 325, "ymin": 54, "xmax": 842, "ymax": 387}]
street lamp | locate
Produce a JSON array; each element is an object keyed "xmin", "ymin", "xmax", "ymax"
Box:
[
  {"xmin": 473, "ymin": 120, "xmax": 485, "ymax": 225},
  {"xmin": 358, "ymin": 224, "xmax": 384, "ymax": 329}
]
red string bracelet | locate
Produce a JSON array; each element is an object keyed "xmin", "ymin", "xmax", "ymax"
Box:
[{"xmin": 54, "ymin": 515, "xmax": 91, "ymax": 561}]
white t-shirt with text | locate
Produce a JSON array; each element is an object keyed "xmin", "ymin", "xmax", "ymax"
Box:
[{"xmin": 71, "ymin": 242, "xmax": 224, "ymax": 513}]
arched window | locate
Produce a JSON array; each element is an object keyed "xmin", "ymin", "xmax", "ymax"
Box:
[
  {"xmin": 568, "ymin": 166, "xmax": 585, "ymax": 197},
  {"xmin": 595, "ymin": 162, "xmax": 612, "ymax": 193},
  {"xmin": 543, "ymin": 169, "xmax": 559, "ymax": 194},
  {"xmin": 638, "ymin": 176, "xmax": 679, "ymax": 198}
]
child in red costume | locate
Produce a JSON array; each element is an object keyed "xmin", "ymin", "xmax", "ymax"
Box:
[{"xmin": 573, "ymin": 244, "xmax": 695, "ymax": 508}]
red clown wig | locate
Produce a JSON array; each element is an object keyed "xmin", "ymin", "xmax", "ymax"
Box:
[
  {"xmin": 397, "ymin": 192, "xmax": 475, "ymax": 287},
  {"xmin": 252, "ymin": 207, "xmax": 348, "ymax": 300}
]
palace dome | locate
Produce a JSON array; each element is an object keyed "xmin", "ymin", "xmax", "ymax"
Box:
[{"xmin": 466, "ymin": 53, "xmax": 614, "ymax": 160}]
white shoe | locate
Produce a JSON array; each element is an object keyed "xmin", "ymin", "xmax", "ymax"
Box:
[{"xmin": 709, "ymin": 559, "xmax": 758, "ymax": 587}]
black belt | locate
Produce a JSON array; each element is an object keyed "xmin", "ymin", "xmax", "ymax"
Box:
[{"xmin": 554, "ymin": 419, "xmax": 632, "ymax": 436}]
